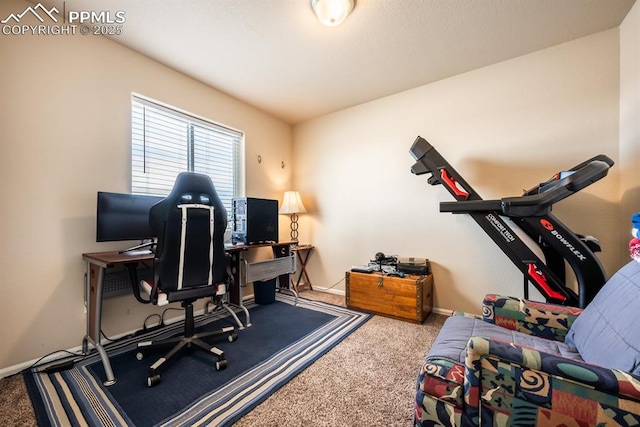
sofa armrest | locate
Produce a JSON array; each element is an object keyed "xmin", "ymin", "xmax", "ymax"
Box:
[
  {"xmin": 467, "ymin": 336, "xmax": 640, "ymax": 402},
  {"xmin": 416, "ymin": 358, "xmax": 465, "ymax": 408},
  {"xmin": 463, "ymin": 337, "xmax": 640, "ymax": 425},
  {"xmin": 415, "ymin": 357, "xmax": 466, "ymax": 427},
  {"xmin": 482, "ymin": 294, "xmax": 583, "ymax": 341}
]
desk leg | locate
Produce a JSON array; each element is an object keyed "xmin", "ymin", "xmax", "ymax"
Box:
[
  {"xmin": 273, "ymin": 244, "xmax": 298, "ymax": 304},
  {"xmin": 224, "ymin": 252, "xmax": 251, "ymax": 327},
  {"xmin": 229, "ymin": 252, "xmax": 241, "ymax": 305},
  {"xmin": 84, "ymin": 262, "xmax": 116, "ymax": 386}
]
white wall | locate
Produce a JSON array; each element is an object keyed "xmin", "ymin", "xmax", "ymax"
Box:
[
  {"xmin": 293, "ymin": 29, "xmax": 622, "ymax": 314},
  {"xmin": 619, "ymin": 0, "xmax": 640, "ymax": 244},
  {"xmin": 0, "ymin": 0, "xmax": 292, "ymax": 371}
]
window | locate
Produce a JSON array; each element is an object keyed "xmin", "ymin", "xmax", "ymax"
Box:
[{"xmin": 131, "ymin": 95, "xmax": 245, "ymax": 223}]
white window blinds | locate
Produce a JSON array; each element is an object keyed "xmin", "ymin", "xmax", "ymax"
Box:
[{"xmin": 131, "ymin": 95, "xmax": 244, "ymax": 217}]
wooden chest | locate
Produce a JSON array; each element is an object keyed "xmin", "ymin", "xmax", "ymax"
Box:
[{"xmin": 345, "ymin": 271, "xmax": 433, "ymax": 323}]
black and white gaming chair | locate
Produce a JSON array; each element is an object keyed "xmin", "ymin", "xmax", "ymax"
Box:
[{"xmin": 136, "ymin": 172, "xmax": 237, "ymax": 387}]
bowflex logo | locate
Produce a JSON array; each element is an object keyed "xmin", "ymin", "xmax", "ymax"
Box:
[
  {"xmin": 539, "ymin": 219, "xmax": 587, "ymax": 261},
  {"xmin": 540, "ymin": 219, "xmax": 554, "ymax": 231},
  {"xmin": 2, "ymin": 2, "xmax": 126, "ymax": 36}
]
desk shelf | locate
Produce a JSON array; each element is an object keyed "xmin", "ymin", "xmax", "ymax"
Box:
[{"xmin": 244, "ymin": 255, "xmax": 296, "ymax": 283}]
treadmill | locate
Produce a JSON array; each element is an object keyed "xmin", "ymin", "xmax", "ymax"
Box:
[{"xmin": 409, "ymin": 136, "xmax": 613, "ymax": 308}]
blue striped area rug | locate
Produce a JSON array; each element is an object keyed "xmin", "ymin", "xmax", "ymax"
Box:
[{"xmin": 25, "ymin": 294, "xmax": 370, "ymax": 426}]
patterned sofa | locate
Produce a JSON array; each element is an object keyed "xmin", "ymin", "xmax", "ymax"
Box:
[{"xmin": 415, "ymin": 260, "xmax": 640, "ymax": 426}]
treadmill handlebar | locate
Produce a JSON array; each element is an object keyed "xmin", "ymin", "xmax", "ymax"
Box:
[
  {"xmin": 441, "ymin": 158, "xmax": 612, "ymax": 217},
  {"xmin": 503, "ymin": 158, "xmax": 612, "ymax": 217},
  {"xmin": 524, "ymin": 155, "xmax": 614, "ymax": 195},
  {"xmin": 411, "ymin": 136, "xmax": 613, "ymax": 217},
  {"xmin": 568, "ymin": 154, "xmax": 614, "ymax": 173}
]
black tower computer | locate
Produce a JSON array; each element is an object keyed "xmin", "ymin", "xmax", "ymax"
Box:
[{"xmin": 231, "ymin": 197, "xmax": 279, "ymax": 245}]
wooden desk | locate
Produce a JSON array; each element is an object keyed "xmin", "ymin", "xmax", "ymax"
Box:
[{"xmin": 82, "ymin": 242, "xmax": 295, "ymax": 386}]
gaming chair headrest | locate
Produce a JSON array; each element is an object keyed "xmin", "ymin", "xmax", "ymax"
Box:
[
  {"xmin": 150, "ymin": 172, "xmax": 228, "ymax": 291},
  {"xmin": 164, "ymin": 172, "xmax": 224, "ymax": 207},
  {"xmin": 150, "ymin": 172, "xmax": 227, "ymax": 235}
]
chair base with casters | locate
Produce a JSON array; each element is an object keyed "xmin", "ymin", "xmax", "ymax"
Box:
[
  {"xmin": 205, "ymin": 296, "xmax": 251, "ymax": 329},
  {"xmin": 204, "ymin": 262, "xmax": 252, "ymax": 329},
  {"xmin": 136, "ymin": 299, "xmax": 238, "ymax": 387}
]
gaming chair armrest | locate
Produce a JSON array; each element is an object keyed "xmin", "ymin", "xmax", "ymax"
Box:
[
  {"xmin": 139, "ymin": 280, "xmax": 168, "ymax": 306},
  {"xmin": 482, "ymin": 294, "xmax": 583, "ymax": 342},
  {"xmin": 125, "ymin": 263, "xmax": 153, "ymax": 304}
]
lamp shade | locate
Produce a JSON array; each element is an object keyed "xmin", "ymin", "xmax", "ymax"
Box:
[
  {"xmin": 311, "ymin": 0, "xmax": 354, "ymax": 27},
  {"xmin": 279, "ymin": 191, "xmax": 307, "ymax": 215}
]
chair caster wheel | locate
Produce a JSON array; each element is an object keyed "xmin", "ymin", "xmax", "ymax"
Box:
[
  {"xmin": 216, "ymin": 359, "xmax": 227, "ymax": 371},
  {"xmin": 147, "ymin": 374, "xmax": 160, "ymax": 387},
  {"xmin": 228, "ymin": 333, "xmax": 238, "ymax": 343},
  {"xmin": 136, "ymin": 352, "xmax": 145, "ymax": 360}
]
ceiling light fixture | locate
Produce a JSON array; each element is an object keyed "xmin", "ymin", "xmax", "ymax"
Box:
[{"xmin": 311, "ymin": 0, "xmax": 355, "ymax": 27}]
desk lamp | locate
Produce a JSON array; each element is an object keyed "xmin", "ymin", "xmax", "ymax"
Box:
[{"xmin": 279, "ymin": 191, "xmax": 307, "ymax": 244}]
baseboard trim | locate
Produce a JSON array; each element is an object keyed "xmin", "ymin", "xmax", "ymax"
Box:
[
  {"xmin": 310, "ymin": 286, "xmax": 345, "ymax": 296},
  {"xmin": 431, "ymin": 307, "xmax": 453, "ymax": 316}
]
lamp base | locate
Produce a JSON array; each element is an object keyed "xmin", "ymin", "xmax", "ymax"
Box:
[{"xmin": 289, "ymin": 213, "xmax": 299, "ymax": 243}]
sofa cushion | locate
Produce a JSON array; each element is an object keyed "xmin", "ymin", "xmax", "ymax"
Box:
[
  {"xmin": 427, "ymin": 315, "xmax": 583, "ymax": 364},
  {"xmin": 565, "ymin": 260, "xmax": 640, "ymax": 375}
]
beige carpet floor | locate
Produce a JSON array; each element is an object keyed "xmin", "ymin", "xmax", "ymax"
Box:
[{"xmin": 0, "ymin": 291, "xmax": 446, "ymax": 426}]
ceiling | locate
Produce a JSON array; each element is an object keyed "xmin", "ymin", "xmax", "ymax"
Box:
[{"xmin": 43, "ymin": 0, "xmax": 636, "ymax": 124}]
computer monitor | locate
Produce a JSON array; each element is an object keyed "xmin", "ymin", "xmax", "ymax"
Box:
[{"xmin": 96, "ymin": 192, "xmax": 164, "ymax": 246}]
